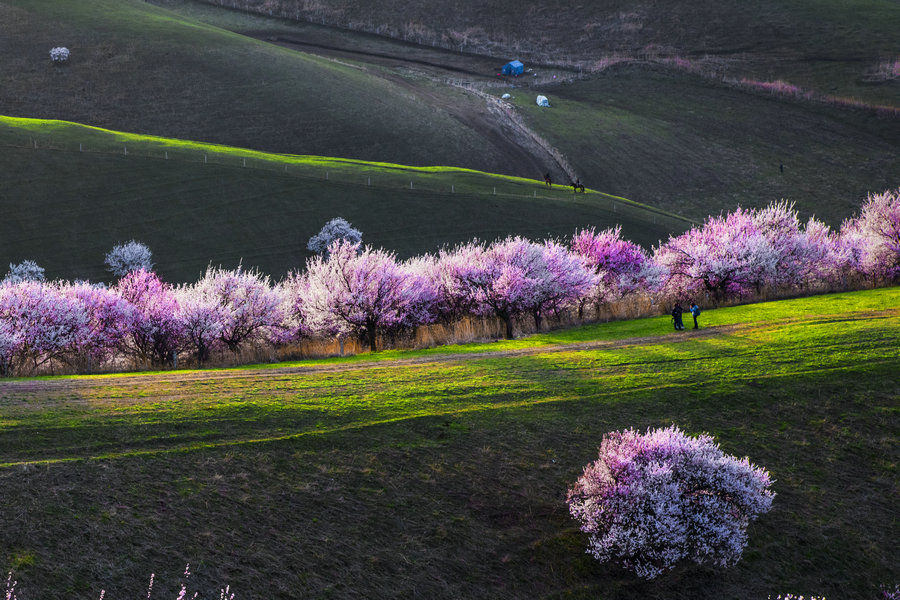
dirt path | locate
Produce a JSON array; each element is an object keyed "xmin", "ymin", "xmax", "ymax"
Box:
[
  {"xmin": 247, "ymin": 29, "xmax": 576, "ymax": 182},
  {"xmin": 0, "ymin": 325, "xmax": 741, "ymax": 395}
]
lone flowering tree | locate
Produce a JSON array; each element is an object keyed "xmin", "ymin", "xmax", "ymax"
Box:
[
  {"xmin": 105, "ymin": 241, "xmax": 154, "ymax": 279},
  {"xmin": 567, "ymin": 425, "xmax": 774, "ymax": 579},
  {"xmin": 306, "ymin": 217, "xmax": 363, "ymax": 258},
  {"xmin": 3, "ymin": 259, "xmax": 46, "ymax": 284}
]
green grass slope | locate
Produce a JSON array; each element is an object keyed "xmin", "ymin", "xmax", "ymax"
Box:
[
  {"xmin": 0, "ymin": 0, "xmax": 544, "ymax": 177},
  {"xmin": 0, "ymin": 116, "xmax": 687, "ymax": 282},
  {"xmin": 512, "ymin": 67, "xmax": 900, "ymax": 224},
  {"xmin": 0, "ymin": 288, "xmax": 897, "ymax": 598}
]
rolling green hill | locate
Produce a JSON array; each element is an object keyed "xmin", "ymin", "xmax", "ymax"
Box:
[
  {"xmin": 3, "ymin": 0, "xmax": 898, "ymax": 229},
  {"xmin": 0, "ymin": 116, "xmax": 688, "ymax": 283},
  {"xmin": 0, "ymin": 288, "xmax": 897, "ymax": 598},
  {"xmin": 0, "ymin": 0, "xmax": 546, "ymax": 177},
  {"xmin": 147, "ymin": 0, "xmax": 900, "ymax": 224}
]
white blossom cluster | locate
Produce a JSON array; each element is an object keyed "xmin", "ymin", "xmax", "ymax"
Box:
[
  {"xmin": 104, "ymin": 241, "xmax": 154, "ymax": 278},
  {"xmin": 49, "ymin": 47, "xmax": 70, "ymax": 63}
]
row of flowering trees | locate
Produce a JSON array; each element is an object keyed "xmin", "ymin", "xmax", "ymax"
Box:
[{"xmin": 0, "ymin": 190, "xmax": 897, "ymax": 375}]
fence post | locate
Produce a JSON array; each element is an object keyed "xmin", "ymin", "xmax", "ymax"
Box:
[
  {"xmin": 368, "ymin": 177, "xmax": 371, "ymax": 186},
  {"xmin": 79, "ymin": 143, "xmax": 82, "ymax": 152},
  {"xmin": 326, "ymin": 171, "xmax": 329, "ymax": 180},
  {"xmin": 410, "ymin": 181, "xmax": 413, "ymax": 189},
  {"xmin": 124, "ymin": 145, "xmax": 127, "ymax": 155},
  {"xmin": 493, "ymin": 187, "xmax": 496, "ymax": 195},
  {"xmin": 205, "ymin": 154, "xmax": 207, "ymax": 163},
  {"xmin": 165, "ymin": 151, "xmax": 168, "ymax": 160},
  {"xmin": 452, "ymin": 184, "xmax": 454, "ymax": 193}
]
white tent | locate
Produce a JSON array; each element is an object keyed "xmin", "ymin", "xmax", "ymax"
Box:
[{"xmin": 536, "ymin": 95, "xmax": 550, "ymax": 107}]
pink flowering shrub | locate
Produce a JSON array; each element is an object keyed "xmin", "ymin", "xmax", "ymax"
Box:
[{"xmin": 567, "ymin": 426, "xmax": 774, "ymax": 579}]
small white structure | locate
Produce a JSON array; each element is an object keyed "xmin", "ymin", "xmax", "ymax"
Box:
[
  {"xmin": 536, "ymin": 95, "xmax": 550, "ymax": 107},
  {"xmin": 501, "ymin": 93, "xmax": 512, "ymax": 99}
]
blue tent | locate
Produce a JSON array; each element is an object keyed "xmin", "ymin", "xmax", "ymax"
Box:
[{"xmin": 502, "ymin": 60, "xmax": 524, "ymax": 76}]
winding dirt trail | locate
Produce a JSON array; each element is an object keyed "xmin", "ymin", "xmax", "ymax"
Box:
[{"xmin": 246, "ymin": 28, "xmax": 578, "ymax": 182}]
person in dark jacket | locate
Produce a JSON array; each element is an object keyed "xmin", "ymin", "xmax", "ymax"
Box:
[
  {"xmin": 690, "ymin": 302, "xmax": 701, "ymax": 329},
  {"xmin": 672, "ymin": 303, "xmax": 685, "ymax": 331}
]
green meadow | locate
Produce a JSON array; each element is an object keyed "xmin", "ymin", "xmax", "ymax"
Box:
[{"xmin": 1, "ymin": 288, "xmax": 897, "ymax": 598}]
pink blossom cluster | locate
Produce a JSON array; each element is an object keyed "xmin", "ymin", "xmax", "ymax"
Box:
[
  {"xmin": 654, "ymin": 192, "xmax": 900, "ymax": 299},
  {"xmin": 567, "ymin": 426, "xmax": 775, "ymax": 579},
  {"xmin": 0, "ymin": 191, "xmax": 897, "ymax": 373},
  {"xmin": 736, "ymin": 78, "xmax": 813, "ymax": 100}
]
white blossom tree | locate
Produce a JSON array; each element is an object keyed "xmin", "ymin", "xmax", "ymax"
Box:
[
  {"xmin": 307, "ymin": 218, "xmax": 363, "ymax": 257},
  {"xmin": 3, "ymin": 260, "xmax": 46, "ymax": 284},
  {"xmin": 105, "ymin": 241, "xmax": 154, "ymax": 278}
]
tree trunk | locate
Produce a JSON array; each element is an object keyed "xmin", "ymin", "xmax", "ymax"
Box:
[
  {"xmin": 366, "ymin": 319, "xmax": 378, "ymax": 352},
  {"xmin": 532, "ymin": 309, "xmax": 542, "ymax": 332},
  {"xmin": 502, "ymin": 314, "xmax": 514, "ymax": 340}
]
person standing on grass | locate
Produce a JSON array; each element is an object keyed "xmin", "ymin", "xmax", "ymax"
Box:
[
  {"xmin": 671, "ymin": 303, "xmax": 685, "ymax": 331},
  {"xmin": 690, "ymin": 302, "xmax": 701, "ymax": 329}
]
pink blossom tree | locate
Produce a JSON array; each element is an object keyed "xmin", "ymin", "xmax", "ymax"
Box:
[
  {"xmin": 571, "ymin": 227, "xmax": 654, "ymax": 317},
  {"xmin": 192, "ymin": 266, "xmax": 285, "ymax": 354},
  {"xmin": 113, "ymin": 269, "xmax": 182, "ymax": 366},
  {"xmin": 442, "ymin": 237, "xmax": 593, "ymax": 338},
  {"xmin": 654, "ymin": 208, "xmax": 780, "ymax": 301},
  {"xmin": 527, "ymin": 240, "xmax": 596, "ymax": 330},
  {"xmin": 0, "ymin": 281, "xmax": 89, "ymax": 373},
  {"xmin": 422, "ymin": 245, "xmax": 484, "ymax": 325},
  {"xmin": 840, "ymin": 189, "xmax": 900, "ymax": 286},
  {"xmin": 567, "ymin": 425, "xmax": 774, "ymax": 579},
  {"xmin": 0, "ymin": 320, "xmax": 23, "ymax": 377},
  {"xmin": 175, "ymin": 284, "xmax": 225, "ymax": 365},
  {"xmin": 65, "ymin": 281, "xmax": 135, "ymax": 370},
  {"xmin": 294, "ymin": 240, "xmax": 428, "ymax": 352}
]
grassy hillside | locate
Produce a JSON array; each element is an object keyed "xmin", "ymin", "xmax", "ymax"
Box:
[
  {"xmin": 196, "ymin": 0, "xmax": 900, "ymax": 106},
  {"xmin": 0, "ymin": 0, "xmax": 547, "ymax": 177},
  {"xmin": 145, "ymin": 0, "xmax": 900, "ymax": 225},
  {"xmin": 508, "ymin": 67, "xmax": 900, "ymax": 224},
  {"xmin": 0, "ymin": 116, "xmax": 687, "ymax": 283},
  {"xmin": 0, "ymin": 288, "xmax": 897, "ymax": 598}
]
